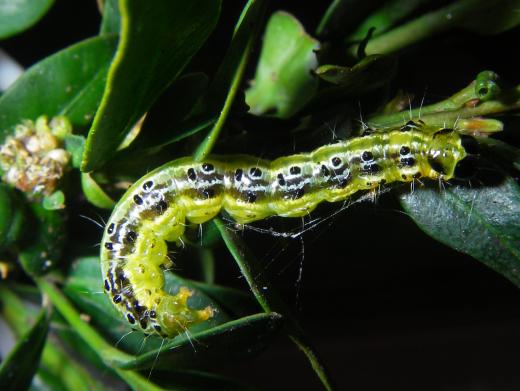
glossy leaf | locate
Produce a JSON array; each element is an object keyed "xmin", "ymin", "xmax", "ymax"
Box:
[
  {"xmin": 0, "ymin": 309, "xmax": 50, "ymax": 391},
  {"xmin": 401, "ymin": 177, "xmax": 520, "ymax": 286},
  {"xmin": 63, "ymin": 257, "xmax": 229, "ymax": 355},
  {"xmin": 128, "ymin": 72, "xmax": 210, "ymax": 151},
  {"xmin": 99, "ymin": 0, "xmax": 120, "ymax": 35},
  {"xmin": 120, "ymin": 312, "xmax": 283, "ymax": 370},
  {"xmin": 245, "ymin": 11, "xmax": 320, "ymax": 118},
  {"xmin": 81, "ymin": 173, "xmax": 115, "ymax": 209},
  {"xmin": 82, "ymin": 0, "xmax": 222, "ymax": 171},
  {"xmin": 0, "ymin": 36, "xmax": 118, "ymax": 142},
  {"xmin": 0, "ymin": 0, "xmax": 54, "ymax": 39}
]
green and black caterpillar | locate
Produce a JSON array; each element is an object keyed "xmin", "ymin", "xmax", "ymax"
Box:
[{"xmin": 101, "ymin": 121, "xmax": 476, "ymax": 337}]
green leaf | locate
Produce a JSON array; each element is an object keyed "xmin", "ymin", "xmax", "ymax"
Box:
[
  {"xmin": 150, "ymin": 369, "xmax": 247, "ymax": 391},
  {"xmin": 346, "ymin": 0, "xmax": 430, "ymax": 41},
  {"xmin": 0, "ymin": 184, "xmax": 29, "ymax": 249},
  {"xmin": 18, "ymin": 204, "xmax": 66, "ymax": 276},
  {"xmin": 245, "ymin": 11, "xmax": 320, "ymax": 118},
  {"xmin": 0, "ymin": 309, "xmax": 50, "ymax": 391},
  {"xmin": 312, "ymin": 55, "xmax": 397, "ymax": 108},
  {"xmin": 99, "ymin": 0, "xmax": 120, "ymax": 35},
  {"xmin": 128, "ymin": 72, "xmax": 210, "ymax": 151},
  {"xmin": 63, "ymin": 257, "xmax": 229, "ymax": 355},
  {"xmin": 401, "ymin": 177, "xmax": 520, "ymax": 286},
  {"xmin": 81, "ymin": 0, "xmax": 222, "ymax": 171},
  {"xmin": 461, "ymin": 0, "xmax": 520, "ymax": 35},
  {"xmin": 120, "ymin": 312, "xmax": 283, "ymax": 370},
  {"xmin": 63, "ymin": 134, "xmax": 86, "ymax": 169},
  {"xmin": 42, "ymin": 190, "xmax": 65, "ymax": 210},
  {"xmin": 0, "ymin": 35, "xmax": 118, "ymax": 143},
  {"xmin": 355, "ymin": 0, "xmax": 520, "ymax": 56},
  {"xmin": 81, "ymin": 173, "xmax": 115, "ymax": 209},
  {"xmin": 0, "ymin": 0, "xmax": 54, "ymax": 39}
]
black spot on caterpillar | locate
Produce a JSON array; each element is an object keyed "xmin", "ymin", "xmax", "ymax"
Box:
[{"xmin": 101, "ymin": 124, "xmax": 470, "ymax": 337}]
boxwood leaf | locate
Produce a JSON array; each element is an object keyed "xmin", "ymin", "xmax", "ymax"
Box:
[
  {"xmin": 245, "ymin": 11, "xmax": 320, "ymax": 118},
  {"xmin": 0, "ymin": 0, "xmax": 54, "ymax": 39},
  {"xmin": 0, "ymin": 308, "xmax": 50, "ymax": 391},
  {"xmin": 0, "ymin": 35, "xmax": 118, "ymax": 142},
  {"xmin": 81, "ymin": 0, "xmax": 222, "ymax": 171},
  {"xmin": 63, "ymin": 257, "xmax": 229, "ymax": 355},
  {"xmin": 401, "ymin": 176, "xmax": 520, "ymax": 286}
]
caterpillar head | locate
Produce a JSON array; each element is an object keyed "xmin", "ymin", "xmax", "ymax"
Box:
[
  {"xmin": 426, "ymin": 129, "xmax": 468, "ymax": 179},
  {"xmin": 156, "ymin": 287, "xmax": 214, "ymax": 337}
]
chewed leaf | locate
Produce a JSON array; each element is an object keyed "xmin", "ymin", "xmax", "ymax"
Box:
[
  {"xmin": 401, "ymin": 176, "xmax": 520, "ymax": 286},
  {"xmin": 245, "ymin": 11, "xmax": 320, "ymax": 118}
]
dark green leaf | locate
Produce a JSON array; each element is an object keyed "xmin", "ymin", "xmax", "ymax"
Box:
[
  {"xmin": 0, "ymin": 0, "xmax": 54, "ymax": 39},
  {"xmin": 18, "ymin": 204, "xmax": 66, "ymax": 276},
  {"xmin": 0, "ymin": 184, "xmax": 29, "ymax": 249},
  {"xmin": 461, "ymin": 0, "xmax": 520, "ymax": 35},
  {"xmin": 401, "ymin": 177, "xmax": 520, "ymax": 286},
  {"xmin": 151, "ymin": 369, "xmax": 248, "ymax": 391},
  {"xmin": 128, "ymin": 72, "xmax": 210, "ymax": 151},
  {"xmin": 63, "ymin": 257, "xmax": 229, "ymax": 355},
  {"xmin": 314, "ymin": 55, "xmax": 397, "ymax": 95},
  {"xmin": 245, "ymin": 11, "xmax": 320, "ymax": 118},
  {"xmin": 0, "ymin": 309, "xmax": 50, "ymax": 391},
  {"xmin": 0, "ymin": 36, "xmax": 118, "ymax": 143},
  {"xmin": 191, "ymin": 280, "xmax": 260, "ymax": 318},
  {"xmin": 81, "ymin": 0, "xmax": 222, "ymax": 171},
  {"xmin": 120, "ymin": 312, "xmax": 283, "ymax": 370},
  {"xmin": 346, "ymin": 0, "xmax": 430, "ymax": 41},
  {"xmin": 99, "ymin": 0, "xmax": 120, "ymax": 35}
]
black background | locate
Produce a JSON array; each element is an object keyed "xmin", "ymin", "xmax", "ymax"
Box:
[{"xmin": 3, "ymin": 1, "xmax": 520, "ymax": 390}]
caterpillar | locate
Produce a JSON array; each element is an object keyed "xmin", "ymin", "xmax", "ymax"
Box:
[{"xmin": 101, "ymin": 121, "xmax": 476, "ymax": 337}]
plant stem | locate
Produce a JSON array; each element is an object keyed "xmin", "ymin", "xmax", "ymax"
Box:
[{"xmin": 350, "ymin": 0, "xmax": 486, "ymax": 56}]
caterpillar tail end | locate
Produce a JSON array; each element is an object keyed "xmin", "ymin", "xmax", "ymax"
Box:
[{"xmin": 156, "ymin": 286, "xmax": 215, "ymax": 337}]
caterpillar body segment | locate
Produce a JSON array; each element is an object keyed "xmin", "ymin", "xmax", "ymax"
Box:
[{"xmin": 101, "ymin": 124, "xmax": 469, "ymax": 337}]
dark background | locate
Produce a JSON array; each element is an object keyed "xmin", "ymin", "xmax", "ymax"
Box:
[{"xmin": 3, "ymin": 1, "xmax": 520, "ymax": 390}]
